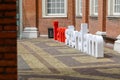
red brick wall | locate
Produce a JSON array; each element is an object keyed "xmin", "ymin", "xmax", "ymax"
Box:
[
  {"xmin": 23, "ymin": 0, "xmax": 75, "ymax": 35},
  {"xmin": 106, "ymin": 19, "xmax": 120, "ymax": 38},
  {"xmin": 82, "ymin": 0, "xmax": 89, "ymax": 23},
  {"xmin": 84, "ymin": 0, "xmax": 120, "ymax": 38},
  {"xmin": 38, "ymin": 0, "xmax": 75, "ymax": 35},
  {"xmin": 23, "ymin": 0, "xmax": 120, "ymax": 38},
  {"xmin": 89, "ymin": 18, "xmax": 99, "ymax": 34},
  {"xmin": 75, "ymin": 0, "xmax": 89, "ymax": 32},
  {"xmin": 98, "ymin": 0, "xmax": 106, "ymax": 32},
  {"xmin": 23, "ymin": 0, "xmax": 36, "ymax": 27},
  {"xmin": 88, "ymin": 0, "xmax": 106, "ymax": 34},
  {"xmin": 106, "ymin": 0, "xmax": 120, "ymax": 38},
  {"xmin": 75, "ymin": 18, "xmax": 82, "ymax": 31},
  {"xmin": 0, "ymin": 0, "xmax": 17, "ymax": 79}
]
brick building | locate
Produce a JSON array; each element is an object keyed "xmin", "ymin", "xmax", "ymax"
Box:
[
  {"xmin": 20, "ymin": 0, "xmax": 120, "ymax": 41},
  {"xmin": 0, "ymin": 0, "xmax": 17, "ymax": 79}
]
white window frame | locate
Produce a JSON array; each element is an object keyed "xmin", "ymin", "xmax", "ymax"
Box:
[
  {"xmin": 42, "ymin": 0, "xmax": 67, "ymax": 18},
  {"xmin": 90, "ymin": 0, "xmax": 98, "ymax": 16},
  {"xmin": 108, "ymin": 0, "xmax": 120, "ymax": 16},
  {"xmin": 76, "ymin": 0, "xmax": 82, "ymax": 16},
  {"xmin": 113, "ymin": 0, "xmax": 120, "ymax": 15}
]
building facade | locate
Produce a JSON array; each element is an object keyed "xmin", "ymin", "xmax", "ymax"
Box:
[
  {"xmin": 22, "ymin": 0, "xmax": 120, "ymax": 39},
  {"xmin": 0, "ymin": 0, "xmax": 17, "ymax": 79}
]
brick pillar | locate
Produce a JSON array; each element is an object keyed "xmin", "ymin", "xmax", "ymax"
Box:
[
  {"xmin": 72, "ymin": 0, "xmax": 75, "ymax": 26},
  {"xmin": 82, "ymin": 0, "xmax": 89, "ymax": 23},
  {"xmin": 23, "ymin": 0, "xmax": 36, "ymax": 27},
  {"xmin": 0, "ymin": 0, "xmax": 17, "ymax": 79},
  {"xmin": 98, "ymin": 0, "xmax": 106, "ymax": 31}
]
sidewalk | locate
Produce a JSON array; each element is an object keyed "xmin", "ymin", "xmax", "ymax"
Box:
[{"xmin": 18, "ymin": 37, "xmax": 120, "ymax": 80}]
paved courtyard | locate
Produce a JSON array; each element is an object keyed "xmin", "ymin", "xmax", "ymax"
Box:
[{"xmin": 18, "ymin": 37, "xmax": 120, "ymax": 80}]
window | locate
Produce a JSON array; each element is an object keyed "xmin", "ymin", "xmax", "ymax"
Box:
[
  {"xmin": 90, "ymin": 0, "xmax": 98, "ymax": 16},
  {"xmin": 108, "ymin": 0, "xmax": 120, "ymax": 16},
  {"xmin": 76, "ymin": 0, "xmax": 82, "ymax": 16},
  {"xmin": 42, "ymin": 0, "xmax": 67, "ymax": 17},
  {"xmin": 113, "ymin": 0, "xmax": 120, "ymax": 15}
]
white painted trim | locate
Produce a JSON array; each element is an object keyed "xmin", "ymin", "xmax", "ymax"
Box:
[
  {"xmin": 40, "ymin": 35, "xmax": 48, "ymax": 37},
  {"xmin": 108, "ymin": 0, "xmax": 120, "ymax": 16},
  {"xmin": 90, "ymin": 0, "xmax": 92, "ymax": 16},
  {"xmin": 96, "ymin": 31, "xmax": 106, "ymax": 36},
  {"xmin": 22, "ymin": 27, "xmax": 38, "ymax": 39},
  {"xmin": 108, "ymin": 0, "xmax": 111, "ymax": 16},
  {"xmin": 90, "ymin": 0, "xmax": 98, "ymax": 16},
  {"xmin": 42, "ymin": 0, "xmax": 46, "ymax": 17},
  {"xmin": 113, "ymin": 0, "xmax": 120, "ymax": 16},
  {"xmin": 42, "ymin": 15, "xmax": 67, "ymax": 18},
  {"xmin": 76, "ymin": 0, "xmax": 82, "ymax": 16},
  {"xmin": 19, "ymin": 0, "xmax": 23, "ymax": 39},
  {"xmin": 42, "ymin": 0, "xmax": 67, "ymax": 17}
]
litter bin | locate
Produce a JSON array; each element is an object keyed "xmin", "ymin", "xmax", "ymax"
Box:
[{"xmin": 48, "ymin": 28, "xmax": 54, "ymax": 38}]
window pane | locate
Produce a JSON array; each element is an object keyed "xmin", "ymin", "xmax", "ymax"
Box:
[
  {"xmin": 79, "ymin": 0, "xmax": 82, "ymax": 14},
  {"xmin": 115, "ymin": 5, "xmax": 120, "ymax": 13},
  {"xmin": 114, "ymin": 0, "xmax": 120, "ymax": 13},
  {"xmin": 52, "ymin": 3, "xmax": 55, "ymax": 8},
  {"xmin": 95, "ymin": 0, "xmax": 98, "ymax": 5},
  {"xmin": 118, "ymin": 5, "xmax": 120, "ymax": 12},
  {"xmin": 119, "ymin": 0, "xmax": 120, "ymax": 4},
  {"xmin": 47, "ymin": 0, "xmax": 65, "ymax": 14},
  {"xmin": 56, "ymin": 9, "xmax": 61, "ymax": 13},
  {"xmin": 52, "ymin": 9, "xmax": 55, "ymax": 13},
  {"xmin": 94, "ymin": 0, "xmax": 98, "ymax": 14},
  {"xmin": 57, "ymin": 3, "xmax": 60, "ymax": 8},
  {"xmin": 48, "ymin": 3, "xmax": 52, "ymax": 8},
  {"xmin": 115, "ymin": 0, "xmax": 120, "ymax": 4},
  {"xmin": 61, "ymin": 3, "xmax": 64, "ymax": 8},
  {"xmin": 57, "ymin": 0, "xmax": 61, "ymax": 3},
  {"xmin": 52, "ymin": 0, "xmax": 55, "ymax": 2},
  {"xmin": 47, "ymin": 0, "xmax": 51, "ymax": 2},
  {"xmin": 61, "ymin": 0, "xmax": 64, "ymax": 3},
  {"xmin": 48, "ymin": 9, "xmax": 52, "ymax": 13},
  {"xmin": 61, "ymin": 9, "xmax": 64, "ymax": 13}
]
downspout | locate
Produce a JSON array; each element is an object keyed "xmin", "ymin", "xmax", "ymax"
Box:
[
  {"xmin": 36, "ymin": 0, "xmax": 39, "ymax": 36},
  {"xmin": 19, "ymin": 0, "xmax": 23, "ymax": 39},
  {"xmin": 72, "ymin": 0, "xmax": 75, "ymax": 27}
]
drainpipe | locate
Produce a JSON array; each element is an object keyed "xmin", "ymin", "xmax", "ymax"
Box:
[{"xmin": 19, "ymin": 0, "xmax": 23, "ymax": 39}]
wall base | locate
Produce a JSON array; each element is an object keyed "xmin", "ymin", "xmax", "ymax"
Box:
[
  {"xmin": 96, "ymin": 31, "xmax": 106, "ymax": 36},
  {"xmin": 23, "ymin": 27, "xmax": 38, "ymax": 38},
  {"xmin": 40, "ymin": 35, "xmax": 48, "ymax": 37}
]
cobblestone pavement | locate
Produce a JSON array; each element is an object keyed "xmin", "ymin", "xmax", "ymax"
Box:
[{"xmin": 18, "ymin": 37, "xmax": 120, "ymax": 80}]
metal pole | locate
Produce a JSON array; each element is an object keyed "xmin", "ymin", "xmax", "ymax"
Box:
[{"xmin": 19, "ymin": 0, "xmax": 23, "ymax": 39}]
